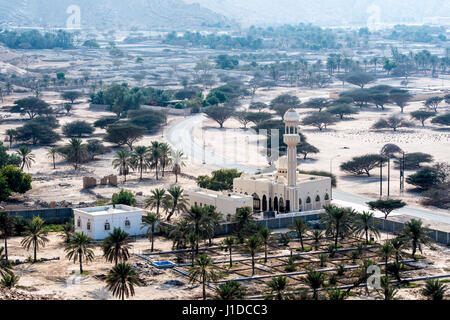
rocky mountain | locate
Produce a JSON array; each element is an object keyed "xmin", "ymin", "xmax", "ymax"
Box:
[{"xmin": 0, "ymin": 0, "xmax": 231, "ymax": 29}]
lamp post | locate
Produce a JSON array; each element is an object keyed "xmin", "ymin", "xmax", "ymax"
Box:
[{"xmin": 330, "ymin": 155, "xmax": 340, "ymax": 200}]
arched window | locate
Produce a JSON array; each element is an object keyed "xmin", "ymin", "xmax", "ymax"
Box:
[
  {"xmin": 324, "ymin": 193, "xmax": 330, "ymax": 200},
  {"xmin": 104, "ymin": 222, "xmax": 110, "ymax": 231},
  {"xmin": 87, "ymin": 221, "xmax": 91, "ymax": 231},
  {"xmin": 306, "ymin": 197, "xmax": 311, "ymax": 204},
  {"xmin": 77, "ymin": 218, "xmax": 81, "ymax": 227},
  {"xmin": 125, "ymin": 219, "xmax": 131, "ymax": 228},
  {"xmin": 262, "ymin": 195, "xmax": 267, "ymax": 211},
  {"xmin": 226, "ymin": 214, "xmax": 231, "ymax": 222},
  {"xmin": 299, "ymin": 198, "xmax": 302, "ymax": 206},
  {"xmin": 279, "ymin": 197, "xmax": 285, "ymax": 213},
  {"xmin": 274, "ymin": 197, "xmax": 279, "ymax": 212},
  {"xmin": 315, "ymin": 195, "xmax": 320, "ymax": 202}
]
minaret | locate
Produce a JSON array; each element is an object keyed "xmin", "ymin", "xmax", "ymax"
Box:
[{"xmin": 283, "ymin": 109, "xmax": 300, "ymax": 187}]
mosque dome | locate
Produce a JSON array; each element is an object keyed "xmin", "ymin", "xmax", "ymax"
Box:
[{"xmin": 283, "ymin": 108, "xmax": 300, "ymax": 122}]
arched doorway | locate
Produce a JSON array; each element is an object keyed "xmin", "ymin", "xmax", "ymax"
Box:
[
  {"xmin": 315, "ymin": 195, "xmax": 321, "ymax": 210},
  {"xmin": 306, "ymin": 196, "xmax": 311, "ymax": 210},
  {"xmin": 285, "ymin": 200, "xmax": 290, "ymax": 213},
  {"xmin": 273, "ymin": 197, "xmax": 278, "ymax": 212},
  {"xmin": 252, "ymin": 193, "xmax": 260, "ymax": 212},
  {"xmin": 279, "ymin": 197, "xmax": 285, "ymax": 213},
  {"xmin": 262, "ymin": 195, "xmax": 267, "ymax": 211},
  {"xmin": 269, "ymin": 198, "xmax": 273, "ymax": 211},
  {"xmin": 298, "ymin": 198, "xmax": 302, "ymax": 212}
]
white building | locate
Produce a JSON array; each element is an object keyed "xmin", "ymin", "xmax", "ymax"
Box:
[{"xmin": 74, "ymin": 205, "xmax": 146, "ymax": 240}]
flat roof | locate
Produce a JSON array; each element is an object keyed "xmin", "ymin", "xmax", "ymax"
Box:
[{"xmin": 75, "ymin": 205, "xmax": 142, "ymax": 216}]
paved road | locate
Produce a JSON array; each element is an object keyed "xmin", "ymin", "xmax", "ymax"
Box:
[{"xmin": 167, "ymin": 114, "xmax": 450, "ymax": 225}]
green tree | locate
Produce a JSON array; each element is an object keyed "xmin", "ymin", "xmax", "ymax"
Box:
[
  {"xmin": 378, "ymin": 242, "xmax": 394, "ymax": 277},
  {"xmin": 389, "ymin": 89, "xmax": 412, "ymax": 113},
  {"xmin": 0, "ymin": 212, "xmax": 15, "ymax": 261},
  {"xmin": 102, "ymin": 228, "xmax": 131, "ymax": 266},
  {"xmin": 112, "ymin": 149, "xmax": 132, "ymax": 182},
  {"xmin": 184, "ymin": 205, "xmax": 205, "ymax": 254},
  {"xmin": 353, "ymin": 211, "xmax": 380, "ymax": 244},
  {"xmin": 4, "ymin": 129, "xmax": 16, "ymax": 149},
  {"xmin": 130, "ymin": 146, "xmax": 149, "ymax": 181},
  {"xmin": 301, "ymin": 98, "xmax": 329, "ymax": 112},
  {"xmin": 164, "ymin": 186, "xmax": 188, "ymax": 222},
  {"xmin": 424, "ymin": 96, "xmax": 443, "ymax": 112},
  {"xmin": 320, "ymin": 205, "xmax": 353, "ymax": 253},
  {"xmin": 47, "ymin": 147, "xmax": 58, "ymax": 169},
  {"xmin": 62, "ymin": 121, "xmax": 94, "ymax": 137},
  {"xmin": 171, "ymin": 150, "xmax": 186, "ymax": 183},
  {"xmin": 259, "ymin": 227, "xmax": 272, "ymax": 263},
  {"xmin": 305, "ymin": 270, "xmax": 325, "ymax": 300},
  {"xmin": 222, "ymin": 236, "xmax": 236, "ymax": 268},
  {"xmin": 106, "ymin": 262, "xmax": 143, "ymax": 300},
  {"xmin": 204, "ymin": 106, "xmax": 235, "ymax": 128},
  {"xmin": 401, "ymin": 219, "xmax": 432, "ymax": 260},
  {"xmin": 104, "ymin": 123, "xmax": 146, "ymax": 150},
  {"xmin": 340, "ymin": 154, "xmax": 384, "ymax": 177},
  {"xmin": 245, "ymin": 235, "xmax": 262, "ymax": 276},
  {"xmin": 0, "ymin": 272, "xmax": 20, "ymax": 289},
  {"xmin": 292, "ymin": 218, "xmax": 309, "ymax": 251},
  {"xmin": 422, "ymin": 279, "xmax": 447, "ymax": 301},
  {"xmin": 65, "ymin": 232, "xmax": 95, "ymax": 274},
  {"xmin": 149, "ymin": 141, "xmax": 162, "ymax": 180},
  {"xmin": 20, "ymin": 216, "xmax": 49, "ymax": 262},
  {"xmin": 406, "ymin": 167, "xmax": 441, "ymax": 190},
  {"xmin": 12, "ymin": 97, "xmax": 53, "ymax": 119},
  {"xmin": 188, "ymin": 254, "xmax": 220, "ymax": 300},
  {"xmin": 215, "ymin": 280, "xmax": 246, "ymax": 300},
  {"xmin": 344, "ymin": 72, "xmax": 375, "ymax": 88},
  {"xmin": 61, "ymin": 91, "xmax": 83, "ymax": 104},
  {"xmin": 16, "ymin": 146, "xmax": 35, "ymax": 171},
  {"xmin": 0, "ymin": 165, "xmax": 32, "ymax": 201},
  {"xmin": 266, "ymin": 276, "xmax": 289, "ymax": 300},
  {"xmin": 112, "ymin": 189, "xmax": 136, "ymax": 206},
  {"xmin": 367, "ymin": 199, "xmax": 406, "ymax": 220},
  {"xmin": 410, "ymin": 110, "xmax": 436, "ymax": 127},
  {"xmin": 301, "ymin": 111, "xmax": 337, "ymax": 131},
  {"xmin": 431, "ymin": 113, "xmax": 450, "ymax": 126},
  {"xmin": 59, "ymin": 138, "xmax": 88, "ymax": 170},
  {"xmin": 326, "ymin": 104, "xmax": 359, "ymax": 120},
  {"xmin": 145, "ymin": 188, "xmax": 166, "ymax": 217},
  {"xmin": 59, "ymin": 221, "xmax": 74, "ymax": 244},
  {"xmin": 372, "ymin": 116, "xmax": 414, "ymax": 131},
  {"xmin": 141, "ymin": 213, "xmax": 159, "ymax": 252}
]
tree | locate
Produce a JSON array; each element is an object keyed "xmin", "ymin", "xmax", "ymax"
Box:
[
  {"xmin": 0, "ymin": 247, "xmax": 11, "ymax": 278},
  {"xmin": 367, "ymin": 199, "xmax": 406, "ymax": 219},
  {"xmin": 158, "ymin": 143, "xmax": 171, "ymax": 178},
  {"xmin": 20, "ymin": 216, "xmax": 49, "ymax": 262},
  {"xmin": 16, "ymin": 146, "xmax": 35, "ymax": 171},
  {"xmin": 94, "ymin": 116, "xmax": 119, "ymax": 129},
  {"xmin": 422, "ymin": 279, "xmax": 447, "ymax": 301},
  {"xmin": 164, "ymin": 186, "xmax": 188, "ymax": 222},
  {"xmin": 62, "ymin": 121, "xmax": 94, "ymax": 137},
  {"xmin": 389, "ymin": 89, "xmax": 412, "ymax": 113},
  {"xmin": 0, "ymin": 142, "xmax": 20, "ymax": 168},
  {"xmin": 4, "ymin": 129, "xmax": 16, "ymax": 149},
  {"xmin": 248, "ymin": 102, "xmax": 267, "ymax": 112},
  {"xmin": 292, "ymin": 218, "xmax": 309, "ymax": 251},
  {"xmin": 11, "ymin": 97, "xmax": 53, "ymax": 119},
  {"xmin": 401, "ymin": 219, "xmax": 432, "ymax": 260},
  {"xmin": 188, "ymin": 233, "xmax": 199, "ymax": 265},
  {"xmin": 424, "ymin": 96, "xmax": 443, "ymax": 112},
  {"xmin": 59, "ymin": 138, "xmax": 88, "ymax": 170},
  {"xmin": 112, "ymin": 149, "xmax": 132, "ymax": 182},
  {"xmin": 204, "ymin": 106, "xmax": 235, "ymax": 128},
  {"xmin": 112, "ymin": 189, "xmax": 136, "ymax": 206},
  {"xmin": 326, "ymin": 104, "xmax": 359, "ymax": 120},
  {"xmin": 0, "ymin": 272, "xmax": 20, "ymax": 289},
  {"xmin": 297, "ymin": 142, "xmax": 320, "ymax": 160},
  {"xmin": 0, "ymin": 165, "xmax": 32, "ymax": 201},
  {"xmin": 65, "ymin": 232, "xmax": 95, "ymax": 274},
  {"xmin": 406, "ymin": 167, "xmax": 441, "ymax": 190},
  {"xmin": 188, "ymin": 254, "xmax": 220, "ymax": 300},
  {"xmin": 145, "ymin": 188, "xmax": 166, "ymax": 218},
  {"xmin": 353, "ymin": 211, "xmax": 380, "ymax": 244},
  {"xmin": 245, "ymin": 235, "xmax": 262, "ymax": 276},
  {"xmin": 215, "ymin": 280, "xmax": 246, "ymax": 300},
  {"xmin": 148, "ymin": 141, "xmax": 162, "ymax": 180},
  {"xmin": 340, "ymin": 89, "xmax": 371, "ymax": 109},
  {"xmin": 198, "ymin": 169, "xmax": 242, "ymax": 191},
  {"xmin": 184, "ymin": 206, "xmax": 206, "ymax": 254},
  {"xmin": 104, "ymin": 123, "xmax": 146, "ymax": 150},
  {"xmin": 15, "ymin": 117, "xmax": 60, "ymax": 145},
  {"xmin": 47, "ymin": 148, "xmax": 58, "ymax": 169},
  {"xmin": 222, "ymin": 236, "xmax": 236, "ymax": 268},
  {"xmin": 320, "ymin": 205, "xmax": 353, "ymax": 253},
  {"xmin": 369, "ymin": 92, "xmax": 390, "ymax": 110},
  {"xmin": 305, "ymin": 270, "xmax": 325, "ymax": 300},
  {"xmin": 102, "ymin": 228, "xmax": 131, "ymax": 266},
  {"xmin": 61, "ymin": 91, "xmax": 83, "ymax": 104},
  {"xmin": 259, "ymin": 227, "xmax": 272, "ymax": 263},
  {"xmin": 372, "ymin": 116, "xmax": 414, "ymax": 131},
  {"xmin": 431, "ymin": 113, "xmax": 450, "ymax": 126},
  {"xmin": 266, "ymin": 276, "xmax": 289, "ymax": 300},
  {"xmin": 0, "ymin": 212, "xmax": 15, "ymax": 261},
  {"xmin": 311, "ymin": 229, "xmax": 323, "ymax": 250},
  {"xmin": 245, "ymin": 112, "xmax": 272, "ymax": 126},
  {"xmin": 340, "ymin": 154, "xmax": 384, "ymax": 177},
  {"xmin": 270, "ymin": 94, "xmax": 300, "ymax": 117},
  {"xmin": 171, "ymin": 150, "xmax": 186, "ymax": 183},
  {"xmin": 59, "ymin": 221, "xmax": 74, "ymax": 244},
  {"xmin": 378, "ymin": 242, "xmax": 394, "ymax": 277},
  {"xmin": 301, "ymin": 98, "xmax": 329, "ymax": 112},
  {"xmin": 106, "ymin": 262, "xmax": 143, "ymax": 300},
  {"xmin": 130, "ymin": 146, "xmax": 149, "ymax": 181},
  {"xmin": 410, "ymin": 110, "xmax": 436, "ymax": 126},
  {"xmin": 233, "ymin": 111, "xmax": 252, "ymax": 129},
  {"xmin": 344, "ymin": 72, "xmax": 375, "ymax": 88},
  {"xmin": 141, "ymin": 213, "xmax": 159, "ymax": 252},
  {"xmin": 301, "ymin": 112, "xmax": 337, "ymax": 131}
]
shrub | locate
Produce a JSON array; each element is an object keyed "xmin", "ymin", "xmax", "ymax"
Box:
[{"xmin": 112, "ymin": 189, "xmax": 137, "ymax": 206}]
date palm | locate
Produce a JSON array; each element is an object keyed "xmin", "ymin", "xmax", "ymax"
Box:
[
  {"xmin": 311, "ymin": 229, "xmax": 323, "ymax": 250},
  {"xmin": 401, "ymin": 219, "xmax": 432, "ymax": 260},
  {"xmin": 102, "ymin": 228, "xmax": 131, "ymax": 266},
  {"xmin": 321, "ymin": 205, "xmax": 353, "ymax": 254},
  {"xmin": 145, "ymin": 188, "xmax": 166, "ymax": 217},
  {"xmin": 59, "ymin": 220, "xmax": 74, "ymax": 244},
  {"xmin": 106, "ymin": 262, "xmax": 143, "ymax": 300},
  {"xmin": 141, "ymin": 213, "xmax": 159, "ymax": 252},
  {"xmin": 353, "ymin": 211, "xmax": 380, "ymax": 244},
  {"xmin": 47, "ymin": 147, "xmax": 59, "ymax": 170},
  {"xmin": 0, "ymin": 212, "xmax": 15, "ymax": 261},
  {"xmin": 5, "ymin": 129, "xmax": 16, "ymax": 148},
  {"xmin": 65, "ymin": 232, "xmax": 95, "ymax": 274},
  {"xmin": 158, "ymin": 142, "xmax": 171, "ymax": 178},
  {"xmin": 0, "ymin": 247, "xmax": 12, "ymax": 277},
  {"xmin": 188, "ymin": 232, "xmax": 199, "ymax": 265},
  {"xmin": 0, "ymin": 272, "xmax": 20, "ymax": 289},
  {"xmin": 259, "ymin": 227, "xmax": 272, "ymax": 263},
  {"xmin": 65, "ymin": 138, "xmax": 86, "ymax": 170},
  {"xmin": 20, "ymin": 217, "xmax": 49, "ymax": 262},
  {"xmin": 130, "ymin": 146, "xmax": 149, "ymax": 180},
  {"xmin": 390, "ymin": 237, "xmax": 405, "ymax": 264},
  {"xmin": 188, "ymin": 254, "xmax": 220, "ymax": 300},
  {"xmin": 164, "ymin": 186, "xmax": 188, "ymax": 222},
  {"xmin": 378, "ymin": 242, "xmax": 395, "ymax": 277},
  {"xmin": 149, "ymin": 141, "xmax": 162, "ymax": 180},
  {"xmin": 266, "ymin": 276, "xmax": 289, "ymax": 300},
  {"xmin": 292, "ymin": 218, "xmax": 309, "ymax": 251},
  {"xmin": 246, "ymin": 235, "xmax": 262, "ymax": 276},
  {"xmin": 215, "ymin": 280, "xmax": 246, "ymax": 300},
  {"xmin": 184, "ymin": 205, "xmax": 205, "ymax": 254},
  {"xmin": 305, "ymin": 270, "xmax": 325, "ymax": 300},
  {"xmin": 16, "ymin": 146, "xmax": 35, "ymax": 171},
  {"xmin": 422, "ymin": 279, "xmax": 447, "ymax": 301},
  {"xmin": 112, "ymin": 149, "xmax": 132, "ymax": 182},
  {"xmin": 201, "ymin": 206, "xmax": 222, "ymax": 246},
  {"xmin": 222, "ymin": 236, "xmax": 235, "ymax": 268},
  {"xmin": 171, "ymin": 149, "xmax": 186, "ymax": 183}
]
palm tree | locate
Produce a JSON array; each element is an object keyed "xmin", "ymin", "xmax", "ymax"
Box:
[
  {"xmin": 168, "ymin": 218, "xmax": 192, "ymax": 250},
  {"xmin": 378, "ymin": 242, "xmax": 394, "ymax": 277},
  {"xmin": 246, "ymin": 235, "xmax": 262, "ymax": 276},
  {"xmin": 259, "ymin": 227, "xmax": 272, "ymax": 263},
  {"xmin": 215, "ymin": 280, "xmax": 246, "ymax": 300},
  {"xmin": 188, "ymin": 232, "xmax": 199, "ymax": 265},
  {"xmin": 106, "ymin": 262, "xmax": 143, "ymax": 300},
  {"xmin": 59, "ymin": 220, "xmax": 74, "ymax": 244},
  {"xmin": 145, "ymin": 188, "xmax": 166, "ymax": 217},
  {"xmin": 149, "ymin": 141, "xmax": 162, "ymax": 180},
  {"xmin": 65, "ymin": 138, "xmax": 86, "ymax": 170},
  {"xmin": 266, "ymin": 276, "xmax": 289, "ymax": 300},
  {"xmin": 378, "ymin": 276, "xmax": 397, "ymax": 300},
  {"xmin": 0, "ymin": 212, "xmax": 15, "ymax": 261},
  {"xmin": 0, "ymin": 272, "xmax": 20, "ymax": 289},
  {"xmin": 5, "ymin": 129, "xmax": 16, "ymax": 148},
  {"xmin": 65, "ymin": 232, "xmax": 95, "ymax": 274},
  {"xmin": 311, "ymin": 229, "xmax": 323, "ymax": 250},
  {"xmin": 353, "ymin": 211, "xmax": 380, "ymax": 244},
  {"xmin": 188, "ymin": 254, "xmax": 220, "ymax": 300},
  {"xmin": 141, "ymin": 213, "xmax": 159, "ymax": 252},
  {"xmin": 0, "ymin": 247, "xmax": 12, "ymax": 277},
  {"xmin": 305, "ymin": 270, "xmax": 325, "ymax": 300},
  {"xmin": 422, "ymin": 279, "xmax": 447, "ymax": 301},
  {"xmin": 158, "ymin": 143, "xmax": 171, "ymax": 178},
  {"xmin": 47, "ymin": 147, "xmax": 59, "ymax": 170},
  {"xmin": 233, "ymin": 207, "xmax": 254, "ymax": 242},
  {"xmin": 112, "ymin": 149, "xmax": 132, "ymax": 182},
  {"xmin": 184, "ymin": 205, "xmax": 205, "ymax": 254},
  {"xmin": 201, "ymin": 206, "xmax": 222, "ymax": 246},
  {"xmin": 320, "ymin": 205, "xmax": 353, "ymax": 254},
  {"xmin": 292, "ymin": 218, "xmax": 309, "ymax": 251},
  {"xmin": 390, "ymin": 237, "xmax": 405, "ymax": 264},
  {"xmin": 131, "ymin": 146, "xmax": 149, "ymax": 180},
  {"xmin": 401, "ymin": 219, "xmax": 432, "ymax": 260},
  {"xmin": 16, "ymin": 146, "xmax": 35, "ymax": 171},
  {"xmin": 171, "ymin": 149, "xmax": 186, "ymax": 183},
  {"xmin": 222, "ymin": 236, "xmax": 235, "ymax": 268},
  {"xmin": 20, "ymin": 217, "xmax": 49, "ymax": 262},
  {"xmin": 164, "ymin": 186, "xmax": 188, "ymax": 222},
  {"xmin": 102, "ymin": 228, "xmax": 131, "ymax": 266},
  {"xmin": 327, "ymin": 288, "xmax": 348, "ymax": 300}
]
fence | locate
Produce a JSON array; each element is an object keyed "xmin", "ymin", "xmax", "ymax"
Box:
[{"xmin": 6, "ymin": 208, "xmax": 74, "ymax": 224}]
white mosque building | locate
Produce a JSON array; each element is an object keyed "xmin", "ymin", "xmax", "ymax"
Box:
[{"xmin": 187, "ymin": 109, "xmax": 332, "ymax": 220}]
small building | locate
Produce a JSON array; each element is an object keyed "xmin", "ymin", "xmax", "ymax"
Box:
[
  {"xmin": 74, "ymin": 205, "xmax": 146, "ymax": 240},
  {"xmin": 185, "ymin": 189, "xmax": 253, "ymax": 222}
]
